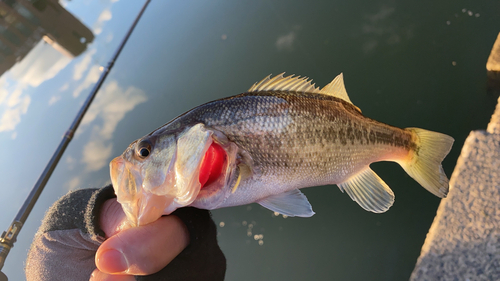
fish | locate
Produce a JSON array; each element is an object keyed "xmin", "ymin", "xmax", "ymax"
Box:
[{"xmin": 110, "ymin": 73, "xmax": 454, "ymax": 226}]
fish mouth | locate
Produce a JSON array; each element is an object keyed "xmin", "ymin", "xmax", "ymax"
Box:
[
  {"xmin": 110, "ymin": 156, "xmax": 179, "ymax": 226},
  {"xmin": 109, "ymin": 143, "xmax": 214, "ymax": 226}
]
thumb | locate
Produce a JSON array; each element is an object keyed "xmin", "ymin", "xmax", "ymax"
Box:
[{"xmin": 96, "ymin": 200, "xmax": 189, "ymax": 275}]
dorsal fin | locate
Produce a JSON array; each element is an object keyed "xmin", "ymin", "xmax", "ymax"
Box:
[
  {"xmin": 320, "ymin": 73, "xmax": 352, "ymax": 103},
  {"xmin": 248, "ymin": 73, "xmax": 320, "ymax": 93},
  {"xmin": 320, "ymin": 73, "xmax": 361, "ymax": 112},
  {"xmin": 248, "ymin": 72, "xmax": 361, "ymax": 113}
]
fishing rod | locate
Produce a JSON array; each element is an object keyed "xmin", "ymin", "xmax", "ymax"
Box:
[{"xmin": 0, "ymin": 1, "xmax": 151, "ymax": 280}]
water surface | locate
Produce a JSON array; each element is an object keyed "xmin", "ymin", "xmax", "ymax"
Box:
[{"xmin": 0, "ymin": 0, "xmax": 499, "ymax": 280}]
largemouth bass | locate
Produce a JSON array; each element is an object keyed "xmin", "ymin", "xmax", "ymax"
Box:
[{"xmin": 110, "ymin": 73, "xmax": 454, "ymax": 226}]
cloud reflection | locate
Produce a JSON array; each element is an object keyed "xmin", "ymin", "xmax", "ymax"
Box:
[
  {"xmin": 48, "ymin": 95, "xmax": 61, "ymax": 106},
  {"xmin": 0, "ymin": 0, "xmax": 124, "ymax": 137},
  {"xmin": 59, "ymin": 83, "xmax": 69, "ymax": 92},
  {"xmin": 276, "ymin": 31, "xmax": 296, "ymax": 51},
  {"xmin": 83, "ymin": 139, "xmax": 113, "ymax": 172},
  {"xmin": 73, "ymin": 48, "xmax": 97, "ymax": 81},
  {"xmin": 67, "ymin": 176, "xmax": 81, "ymax": 191},
  {"xmin": 0, "ymin": 42, "xmax": 73, "ymax": 132},
  {"xmin": 93, "ymin": 9, "xmax": 113, "ymax": 35},
  {"xmin": 10, "ymin": 42, "xmax": 72, "ymax": 87},
  {"xmin": 73, "ymin": 65, "xmax": 101, "ymax": 98},
  {"xmin": 360, "ymin": 6, "xmax": 413, "ymax": 53},
  {"xmin": 0, "ymin": 85, "xmax": 30, "ymax": 132},
  {"xmin": 275, "ymin": 26, "xmax": 302, "ymax": 52},
  {"xmin": 79, "ymin": 80, "xmax": 147, "ymax": 172}
]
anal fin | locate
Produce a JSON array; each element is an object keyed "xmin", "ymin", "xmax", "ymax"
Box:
[
  {"xmin": 338, "ymin": 167, "xmax": 394, "ymax": 213},
  {"xmin": 258, "ymin": 189, "xmax": 315, "ymax": 217}
]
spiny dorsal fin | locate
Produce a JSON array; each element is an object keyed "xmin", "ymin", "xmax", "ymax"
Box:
[
  {"xmin": 320, "ymin": 73, "xmax": 360, "ymax": 112},
  {"xmin": 248, "ymin": 73, "xmax": 361, "ymax": 112},
  {"xmin": 248, "ymin": 73, "xmax": 320, "ymax": 93}
]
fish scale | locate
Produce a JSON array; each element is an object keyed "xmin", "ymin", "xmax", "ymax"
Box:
[
  {"xmin": 110, "ymin": 73, "xmax": 454, "ymax": 226},
  {"xmin": 191, "ymin": 93, "xmax": 409, "ymax": 182}
]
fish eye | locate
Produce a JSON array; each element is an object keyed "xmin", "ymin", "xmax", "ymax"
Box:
[{"xmin": 136, "ymin": 140, "xmax": 152, "ymax": 159}]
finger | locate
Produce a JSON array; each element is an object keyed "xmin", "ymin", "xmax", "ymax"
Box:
[
  {"xmin": 89, "ymin": 268, "xmax": 135, "ymax": 281},
  {"xmin": 95, "ymin": 214, "xmax": 189, "ymax": 275},
  {"xmin": 99, "ymin": 198, "xmax": 130, "ymax": 238}
]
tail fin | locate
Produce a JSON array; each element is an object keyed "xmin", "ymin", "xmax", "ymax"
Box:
[{"xmin": 399, "ymin": 128, "xmax": 454, "ymax": 198}]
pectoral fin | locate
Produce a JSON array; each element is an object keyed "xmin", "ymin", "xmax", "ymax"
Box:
[
  {"xmin": 338, "ymin": 167, "xmax": 394, "ymax": 213},
  {"xmin": 258, "ymin": 189, "xmax": 315, "ymax": 217}
]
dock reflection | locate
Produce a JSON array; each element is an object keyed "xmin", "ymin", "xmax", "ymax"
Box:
[{"xmin": 0, "ymin": 0, "xmax": 93, "ymax": 77}]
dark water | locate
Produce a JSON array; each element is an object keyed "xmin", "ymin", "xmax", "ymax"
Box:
[{"xmin": 0, "ymin": 0, "xmax": 499, "ymax": 280}]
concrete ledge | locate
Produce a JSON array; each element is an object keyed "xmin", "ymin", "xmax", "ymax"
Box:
[
  {"xmin": 487, "ymin": 32, "xmax": 500, "ymax": 72},
  {"xmin": 410, "ymin": 96, "xmax": 500, "ymax": 280},
  {"xmin": 487, "ymin": 32, "xmax": 500, "ymax": 90}
]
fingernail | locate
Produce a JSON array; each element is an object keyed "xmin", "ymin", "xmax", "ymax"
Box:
[{"xmin": 97, "ymin": 249, "xmax": 129, "ymax": 273}]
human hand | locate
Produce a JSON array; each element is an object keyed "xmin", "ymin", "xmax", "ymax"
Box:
[{"xmin": 89, "ymin": 198, "xmax": 190, "ymax": 281}]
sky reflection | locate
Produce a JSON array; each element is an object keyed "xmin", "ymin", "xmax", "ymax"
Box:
[
  {"xmin": 0, "ymin": 42, "xmax": 71, "ymax": 134},
  {"xmin": 0, "ymin": 0, "xmax": 146, "ymax": 280}
]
